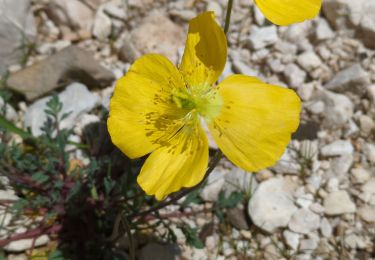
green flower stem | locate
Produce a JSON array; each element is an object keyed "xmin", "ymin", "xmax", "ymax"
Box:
[{"xmin": 224, "ymin": 0, "xmax": 234, "ymax": 35}]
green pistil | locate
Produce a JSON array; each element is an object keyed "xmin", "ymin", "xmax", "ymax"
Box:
[{"xmin": 172, "ymin": 85, "xmax": 223, "ymax": 122}]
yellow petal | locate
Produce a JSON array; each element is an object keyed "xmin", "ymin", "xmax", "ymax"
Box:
[
  {"xmin": 138, "ymin": 120, "xmax": 208, "ymax": 200},
  {"xmin": 108, "ymin": 54, "xmax": 187, "ymax": 159},
  {"xmin": 255, "ymin": 0, "xmax": 322, "ymax": 26},
  {"xmin": 209, "ymin": 75, "xmax": 301, "ymax": 172},
  {"xmin": 180, "ymin": 11, "xmax": 227, "ymax": 87}
]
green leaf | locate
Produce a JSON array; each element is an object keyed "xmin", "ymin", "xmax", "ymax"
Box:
[
  {"xmin": 224, "ymin": 191, "xmax": 243, "ymax": 208},
  {"xmin": 0, "ymin": 114, "xmax": 32, "ymax": 139},
  {"xmin": 180, "ymin": 224, "xmax": 204, "ymax": 249},
  {"xmin": 90, "ymin": 185, "xmax": 99, "ymax": 200},
  {"xmin": 31, "ymin": 172, "xmax": 49, "ymax": 184},
  {"xmin": 48, "ymin": 249, "xmax": 64, "ymax": 260},
  {"xmin": 182, "ymin": 189, "xmax": 202, "ymax": 207},
  {"xmin": 66, "ymin": 183, "xmax": 81, "ymax": 201}
]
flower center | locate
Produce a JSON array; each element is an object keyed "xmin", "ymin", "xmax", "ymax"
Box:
[{"xmin": 172, "ymin": 83, "xmax": 223, "ymax": 122}]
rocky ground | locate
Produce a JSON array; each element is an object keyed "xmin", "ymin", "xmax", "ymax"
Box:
[{"xmin": 1, "ymin": 0, "xmax": 375, "ymax": 259}]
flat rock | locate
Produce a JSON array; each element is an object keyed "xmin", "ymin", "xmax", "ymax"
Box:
[
  {"xmin": 7, "ymin": 46, "xmax": 115, "ymax": 100},
  {"xmin": 4, "ymin": 235, "xmax": 49, "ymax": 252},
  {"xmin": 288, "ymin": 209, "xmax": 320, "ymax": 234},
  {"xmin": 324, "ymin": 64, "xmax": 370, "ymax": 94},
  {"xmin": 227, "ymin": 205, "xmax": 250, "ymax": 230},
  {"xmin": 358, "ymin": 206, "xmax": 375, "ymax": 223},
  {"xmin": 0, "ymin": 0, "xmax": 36, "ymax": 74},
  {"xmin": 321, "ymin": 140, "xmax": 354, "ymax": 157},
  {"xmin": 247, "ymin": 25, "xmax": 278, "ymax": 50},
  {"xmin": 248, "ymin": 178, "xmax": 298, "ymax": 233},
  {"xmin": 323, "ymin": 190, "xmax": 356, "ymax": 215},
  {"xmin": 129, "ymin": 11, "xmax": 184, "ymax": 64},
  {"xmin": 24, "ymin": 82, "xmax": 100, "ymax": 136}
]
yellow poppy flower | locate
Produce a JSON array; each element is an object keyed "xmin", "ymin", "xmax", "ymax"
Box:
[
  {"xmin": 254, "ymin": 0, "xmax": 322, "ymax": 26},
  {"xmin": 108, "ymin": 12, "xmax": 301, "ymax": 200}
]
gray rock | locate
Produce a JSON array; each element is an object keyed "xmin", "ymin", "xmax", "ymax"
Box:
[
  {"xmin": 139, "ymin": 243, "xmax": 180, "ymax": 260},
  {"xmin": 362, "ymin": 178, "xmax": 375, "ymax": 194},
  {"xmin": 367, "ymin": 84, "xmax": 375, "ymax": 101},
  {"xmin": 24, "ymin": 82, "xmax": 100, "ymax": 136},
  {"xmin": 119, "ymin": 35, "xmax": 141, "ymax": 63},
  {"xmin": 273, "ymin": 148, "xmax": 300, "ymax": 175},
  {"xmin": 320, "ymin": 217, "xmax": 333, "ymax": 237},
  {"xmin": 323, "ymin": 0, "xmax": 365, "ymax": 30},
  {"xmin": 324, "ymin": 64, "xmax": 370, "ymax": 94},
  {"xmin": 323, "ymin": 190, "xmax": 356, "ymax": 215},
  {"xmin": 330, "ymin": 154, "xmax": 353, "ymax": 179},
  {"xmin": 317, "ymin": 90, "xmax": 354, "ymax": 128},
  {"xmin": 200, "ymin": 167, "xmax": 226, "ymax": 202},
  {"xmin": 351, "ymin": 167, "xmax": 370, "ymax": 184},
  {"xmin": 0, "ymin": 97, "xmax": 17, "ymax": 122},
  {"xmin": 358, "ymin": 206, "xmax": 375, "ymax": 223},
  {"xmin": 93, "ymin": 7, "xmax": 112, "ymax": 41},
  {"xmin": 248, "ymin": 178, "xmax": 298, "ymax": 233},
  {"xmin": 357, "ymin": 2, "xmax": 375, "ymax": 49},
  {"xmin": 299, "ymin": 237, "xmax": 319, "ymax": 251},
  {"xmin": 7, "ymin": 46, "xmax": 115, "ymax": 100},
  {"xmin": 297, "ymin": 52, "xmax": 322, "ymax": 71},
  {"xmin": 359, "ymin": 115, "xmax": 375, "ymax": 136},
  {"xmin": 284, "ymin": 64, "xmax": 306, "ymax": 88},
  {"xmin": 321, "ymin": 140, "xmax": 354, "ymax": 157},
  {"xmin": 227, "ymin": 205, "xmax": 250, "ymax": 230},
  {"xmin": 169, "ymin": 9, "xmax": 197, "ymax": 21},
  {"xmin": 103, "ymin": 2, "xmax": 127, "ymax": 20},
  {"xmin": 288, "ymin": 209, "xmax": 320, "ymax": 234},
  {"xmin": 129, "ymin": 11, "xmax": 184, "ymax": 64},
  {"xmin": 315, "ymin": 18, "xmax": 335, "ymax": 40},
  {"xmin": 4, "ymin": 235, "xmax": 49, "ymax": 252},
  {"xmin": 0, "ymin": 0, "xmax": 36, "ymax": 74},
  {"xmin": 363, "ymin": 143, "xmax": 375, "ymax": 163},
  {"xmin": 0, "ymin": 190, "xmax": 19, "ymax": 201},
  {"xmin": 222, "ymin": 168, "xmax": 258, "ymax": 197},
  {"xmin": 283, "ymin": 230, "xmax": 300, "ymax": 250},
  {"xmin": 344, "ymin": 234, "xmax": 368, "ymax": 249},
  {"xmin": 283, "ymin": 22, "xmax": 312, "ymax": 43},
  {"xmin": 247, "ymin": 26, "xmax": 278, "ymax": 50},
  {"xmin": 206, "ymin": 2, "xmax": 223, "ymax": 18},
  {"xmin": 48, "ymin": 0, "xmax": 94, "ymax": 31},
  {"xmin": 7, "ymin": 254, "xmax": 28, "ymax": 260}
]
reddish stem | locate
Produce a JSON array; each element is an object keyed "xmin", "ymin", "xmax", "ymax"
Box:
[{"xmin": 0, "ymin": 224, "xmax": 61, "ymax": 247}]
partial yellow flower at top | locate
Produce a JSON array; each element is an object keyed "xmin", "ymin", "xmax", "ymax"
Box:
[
  {"xmin": 108, "ymin": 12, "xmax": 301, "ymax": 200},
  {"xmin": 254, "ymin": 0, "xmax": 322, "ymax": 26}
]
